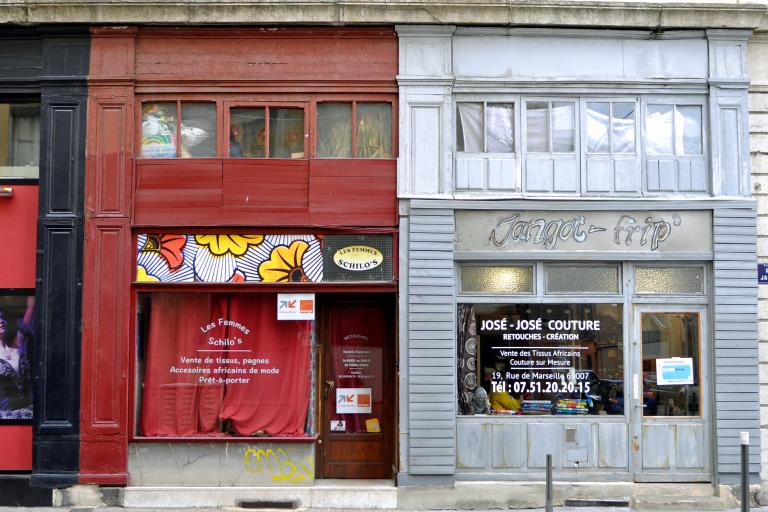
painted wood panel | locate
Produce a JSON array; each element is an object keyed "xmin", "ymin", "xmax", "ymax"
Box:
[
  {"xmin": 598, "ymin": 423, "xmax": 628, "ymax": 469},
  {"xmin": 528, "ymin": 423, "xmax": 563, "ymax": 468},
  {"xmin": 456, "ymin": 423, "xmax": 488, "ymax": 469},
  {"xmin": 410, "ymin": 105, "xmax": 441, "ymax": 194},
  {"xmin": 223, "ymin": 159, "xmax": 309, "ymax": 208},
  {"xmin": 0, "ymin": 185, "xmax": 38, "ymax": 288},
  {"xmin": 492, "ymin": 423, "xmax": 525, "ymax": 469}
]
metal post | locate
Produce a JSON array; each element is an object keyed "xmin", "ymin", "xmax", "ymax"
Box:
[
  {"xmin": 741, "ymin": 431, "xmax": 750, "ymax": 512},
  {"xmin": 545, "ymin": 453, "xmax": 553, "ymax": 512}
]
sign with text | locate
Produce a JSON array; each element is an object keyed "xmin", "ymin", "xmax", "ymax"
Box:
[
  {"xmin": 336, "ymin": 387, "xmax": 372, "ymax": 414},
  {"xmin": 455, "ymin": 210, "xmax": 712, "ymax": 254},
  {"xmin": 759, "ymin": 263, "xmax": 768, "ymax": 284},
  {"xmin": 277, "ymin": 293, "xmax": 315, "ymax": 320},
  {"xmin": 656, "ymin": 357, "xmax": 694, "ymax": 386}
]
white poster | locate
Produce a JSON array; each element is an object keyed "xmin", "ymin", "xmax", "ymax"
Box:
[
  {"xmin": 277, "ymin": 293, "xmax": 315, "ymax": 320},
  {"xmin": 656, "ymin": 357, "xmax": 694, "ymax": 386},
  {"xmin": 336, "ymin": 387, "xmax": 372, "ymax": 414}
]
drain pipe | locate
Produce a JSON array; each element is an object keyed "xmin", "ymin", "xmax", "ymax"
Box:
[
  {"xmin": 741, "ymin": 431, "xmax": 750, "ymax": 512},
  {"xmin": 545, "ymin": 453, "xmax": 553, "ymax": 512}
]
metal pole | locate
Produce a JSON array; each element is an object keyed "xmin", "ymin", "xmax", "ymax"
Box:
[
  {"xmin": 545, "ymin": 453, "xmax": 553, "ymax": 512},
  {"xmin": 741, "ymin": 431, "xmax": 750, "ymax": 512}
]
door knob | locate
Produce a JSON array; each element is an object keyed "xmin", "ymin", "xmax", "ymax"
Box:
[{"xmin": 324, "ymin": 380, "xmax": 335, "ymax": 399}]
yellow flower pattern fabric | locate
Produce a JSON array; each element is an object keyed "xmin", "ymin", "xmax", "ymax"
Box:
[
  {"xmin": 194, "ymin": 235, "xmax": 264, "ymax": 257},
  {"xmin": 258, "ymin": 241, "xmax": 310, "ymax": 283}
]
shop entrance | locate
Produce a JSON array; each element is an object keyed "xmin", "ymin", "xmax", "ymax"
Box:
[
  {"xmin": 631, "ymin": 306, "xmax": 710, "ymax": 481},
  {"xmin": 317, "ymin": 298, "xmax": 394, "ymax": 479}
]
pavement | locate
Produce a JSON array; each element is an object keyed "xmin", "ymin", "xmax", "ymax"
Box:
[{"xmin": 3, "ymin": 508, "xmax": 768, "ymax": 512}]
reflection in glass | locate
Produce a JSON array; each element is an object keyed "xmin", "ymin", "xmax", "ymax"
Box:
[
  {"xmin": 486, "ymin": 103, "xmax": 514, "ymax": 153},
  {"xmin": 646, "ymin": 104, "xmax": 674, "ymax": 155},
  {"xmin": 612, "ymin": 102, "xmax": 636, "ymax": 153},
  {"xmin": 546, "ymin": 265, "xmax": 620, "ymax": 294},
  {"xmin": 141, "ymin": 103, "xmax": 177, "ymax": 158},
  {"xmin": 317, "ymin": 103, "xmax": 352, "ymax": 158},
  {"xmin": 526, "ymin": 102, "xmax": 549, "ymax": 152},
  {"xmin": 181, "ymin": 103, "xmax": 216, "ymax": 158},
  {"xmin": 586, "ymin": 102, "xmax": 610, "ymax": 153},
  {"xmin": 269, "ymin": 108, "xmax": 305, "ymax": 158},
  {"xmin": 641, "ymin": 313, "xmax": 700, "ymax": 416},
  {"xmin": 0, "ymin": 103, "xmax": 39, "ymax": 178},
  {"xmin": 457, "ymin": 103, "xmax": 483, "ymax": 152},
  {"xmin": 460, "ymin": 266, "xmax": 533, "ymax": 294},
  {"xmin": 635, "ymin": 267, "xmax": 704, "ymax": 295},
  {"xmin": 0, "ymin": 294, "xmax": 35, "ymax": 420},
  {"xmin": 356, "ymin": 103, "xmax": 391, "ymax": 158},
  {"xmin": 676, "ymin": 105, "xmax": 702, "ymax": 155},
  {"xmin": 552, "ymin": 102, "xmax": 575, "ymax": 153},
  {"xmin": 230, "ymin": 108, "xmax": 265, "ymax": 158}
]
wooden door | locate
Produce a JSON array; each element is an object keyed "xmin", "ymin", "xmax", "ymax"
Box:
[{"xmin": 319, "ymin": 300, "xmax": 394, "ymax": 479}]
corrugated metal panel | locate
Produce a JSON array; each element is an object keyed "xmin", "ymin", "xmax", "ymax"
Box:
[
  {"xmin": 408, "ymin": 207, "xmax": 456, "ymax": 474},
  {"xmin": 713, "ymin": 207, "xmax": 760, "ymax": 480}
]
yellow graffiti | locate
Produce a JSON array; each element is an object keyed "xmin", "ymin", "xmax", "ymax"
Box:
[{"xmin": 243, "ymin": 447, "xmax": 314, "ymax": 483}]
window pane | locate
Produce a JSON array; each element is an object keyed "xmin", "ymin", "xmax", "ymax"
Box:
[
  {"xmin": 317, "ymin": 103, "xmax": 352, "ymax": 158},
  {"xmin": 269, "ymin": 108, "xmax": 305, "ymax": 158},
  {"xmin": 635, "ymin": 266, "xmax": 704, "ymax": 295},
  {"xmin": 460, "ymin": 266, "xmax": 533, "ymax": 294},
  {"xmin": 586, "ymin": 102, "xmax": 610, "ymax": 153},
  {"xmin": 457, "ymin": 103, "xmax": 483, "ymax": 152},
  {"xmin": 356, "ymin": 103, "xmax": 391, "ymax": 158},
  {"xmin": 546, "ymin": 265, "xmax": 620, "ymax": 294},
  {"xmin": 486, "ymin": 103, "xmax": 514, "ymax": 153},
  {"xmin": 526, "ymin": 102, "xmax": 549, "ymax": 152},
  {"xmin": 552, "ymin": 101, "xmax": 575, "ymax": 152},
  {"xmin": 458, "ymin": 303, "xmax": 624, "ymax": 416},
  {"xmin": 0, "ymin": 103, "xmax": 40, "ymax": 178},
  {"xmin": 181, "ymin": 103, "xmax": 216, "ymax": 158},
  {"xmin": 676, "ymin": 105, "xmax": 702, "ymax": 155},
  {"xmin": 642, "ymin": 312, "xmax": 700, "ymax": 417},
  {"xmin": 612, "ymin": 102, "xmax": 636, "ymax": 153},
  {"xmin": 0, "ymin": 294, "xmax": 35, "ymax": 420},
  {"xmin": 230, "ymin": 108, "xmax": 265, "ymax": 158},
  {"xmin": 141, "ymin": 103, "xmax": 177, "ymax": 158},
  {"xmin": 646, "ymin": 104, "xmax": 673, "ymax": 155}
]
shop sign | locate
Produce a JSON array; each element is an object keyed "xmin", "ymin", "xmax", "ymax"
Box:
[
  {"xmin": 656, "ymin": 357, "xmax": 694, "ymax": 386},
  {"xmin": 333, "ymin": 245, "xmax": 383, "ymax": 271},
  {"xmin": 336, "ymin": 387, "xmax": 372, "ymax": 414},
  {"xmin": 759, "ymin": 263, "xmax": 768, "ymax": 284},
  {"xmin": 455, "ymin": 210, "xmax": 712, "ymax": 254},
  {"xmin": 277, "ymin": 293, "xmax": 315, "ymax": 320}
]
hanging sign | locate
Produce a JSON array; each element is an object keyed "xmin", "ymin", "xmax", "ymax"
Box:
[
  {"xmin": 277, "ymin": 293, "xmax": 315, "ymax": 320},
  {"xmin": 333, "ymin": 245, "xmax": 383, "ymax": 271},
  {"xmin": 656, "ymin": 357, "xmax": 694, "ymax": 385},
  {"xmin": 336, "ymin": 387, "xmax": 372, "ymax": 414}
]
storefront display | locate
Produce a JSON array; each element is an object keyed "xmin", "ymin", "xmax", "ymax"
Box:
[{"xmin": 0, "ymin": 294, "xmax": 34, "ymax": 421}]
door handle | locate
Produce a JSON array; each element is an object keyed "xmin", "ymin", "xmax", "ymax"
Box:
[
  {"xmin": 633, "ymin": 373, "xmax": 642, "ymax": 407},
  {"xmin": 324, "ymin": 379, "xmax": 335, "ymax": 399}
]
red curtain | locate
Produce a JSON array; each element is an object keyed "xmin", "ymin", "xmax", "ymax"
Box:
[{"xmin": 140, "ymin": 293, "xmax": 311, "ymax": 437}]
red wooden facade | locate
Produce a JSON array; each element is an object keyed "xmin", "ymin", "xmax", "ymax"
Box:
[{"xmin": 81, "ymin": 26, "xmax": 398, "ymax": 484}]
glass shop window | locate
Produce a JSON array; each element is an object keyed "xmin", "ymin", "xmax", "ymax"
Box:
[
  {"xmin": 585, "ymin": 101, "xmax": 636, "ymax": 154},
  {"xmin": 136, "ymin": 293, "xmax": 312, "ymax": 437},
  {"xmin": 545, "ymin": 264, "xmax": 621, "ymax": 295},
  {"xmin": 459, "ymin": 265, "xmax": 534, "ymax": 295},
  {"xmin": 645, "ymin": 104, "xmax": 703, "ymax": 155},
  {"xmin": 141, "ymin": 102, "xmax": 217, "ymax": 158},
  {"xmin": 456, "ymin": 102, "xmax": 514, "ymax": 153},
  {"xmin": 525, "ymin": 100, "xmax": 575, "ymax": 153},
  {"xmin": 229, "ymin": 107, "xmax": 305, "ymax": 159},
  {"xmin": 634, "ymin": 266, "xmax": 705, "ymax": 295},
  {"xmin": 0, "ymin": 293, "xmax": 35, "ymax": 421},
  {"xmin": 316, "ymin": 102, "xmax": 391, "ymax": 158},
  {"xmin": 458, "ymin": 303, "xmax": 624, "ymax": 417},
  {"xmin": 0, "ymin": 103, "xmax": 40, "ymax": 179}
]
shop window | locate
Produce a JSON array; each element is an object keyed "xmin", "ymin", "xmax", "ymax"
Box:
[
  {"xmin": 634, "ymin": 266, "xmax": 705, "ymax": 295},
  {"xmin": 459, "ymin": 265, "xmax": 533, "ymax": 294},
  {"xmin": 456, "ymin": 102, "xmax": 514, "ymax": 153},
  {"xmin": 229, "ymin": 107, "xmax": 305, "ymax": 159},
  {"xmin": 585, "ymin": 101, "xmax": 636, "ymax": 154},
  {"xmin": 525, "ymin": 100, "xmax": 575, "ymax": 153},
  {"xmin": 645, "ymin": 104, "xmax": 702, "ymax": 155},
  {"xmin": 317, "ymin": 102, "xmax": 391, "ymax": 158},
  {"xmin": 136, "ymin": 293, "xmax": 312, "ymax": 437},
  {"xmin": 0, "ymin": 293, "xmax": 34, "ymax": 421},
  {"xmin": 0, "ymin": 103, "xmax": 40, "ymax": 179},
  {"xmin": 545, "ymin": 265, "xmax": 620, "ymax": 295},
  {"xmin": 141, "ymin": 102, "xmax": 217, "ymax": 158},
  {"xmin": 458, "ymin": 303, "xmax": 624, "ymax": 416}
]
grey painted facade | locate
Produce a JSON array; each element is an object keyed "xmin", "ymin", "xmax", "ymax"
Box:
[{"xmin": 398, "ymin": 26, "xmax": 758, "ymax": 487}]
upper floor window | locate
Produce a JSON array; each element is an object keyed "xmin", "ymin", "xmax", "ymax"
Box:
[
  {"xmin": 525, "ymin": 100, "xmax": 575, "ymax": 153},
  {"xmin": 317, "ymin": 102, "xmax": 392, "ymax": 158},
  {"xmin": 230, "ymin": 107, "xmax": 305, "ymax": 158},
  {"xmin": 0, "ymin": 103, "xmax": 40, "ymax": 179},
  {"xmin": 645, "ymin": 104, "xmax": 702, "ymax": 155},
  {"xmin": 141, "ymin": 102, "xmax": 217, "ymax": 158},
  {"xmin": 457, "ymin": 102, "xmax": 514, "ymax": 153},
  {"xmin": 585, "ymin": 101, "xmax": 636, "ymax": 154}
]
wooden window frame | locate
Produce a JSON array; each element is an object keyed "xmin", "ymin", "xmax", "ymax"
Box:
[
  {"xmin": 224, "ymin": 100, "xmax": 309, "ymax": 159},
  {"xmin": 314, "ymin": 99, "xmax": 395, "ymax": 159}
]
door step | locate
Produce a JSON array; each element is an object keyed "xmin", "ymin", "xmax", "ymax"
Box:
[
  {"xmin": 632, "ymin": 494, "xmax": 731, "ymax": 511},
  {"xmin": 565, "ymin": 499, "xmax": 630, "ymax": 507}
]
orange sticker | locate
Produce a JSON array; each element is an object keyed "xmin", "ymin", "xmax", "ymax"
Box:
[
  {"xmin": 357, "ymin": 393, "xmax": 371, "ymax": 407},
  {"xmin": 366, "ymin": 418, "xmax": 381, "ymax": 433}
]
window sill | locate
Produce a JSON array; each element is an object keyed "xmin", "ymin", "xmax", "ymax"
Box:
[{"xmin": 131, "ymin": 434, "xmax": 318, "ymax": 443}]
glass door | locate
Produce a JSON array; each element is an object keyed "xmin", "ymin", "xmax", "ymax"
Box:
[{"xmin": 631, "ymin": 306, "xmax": 710, "ymax": 481}]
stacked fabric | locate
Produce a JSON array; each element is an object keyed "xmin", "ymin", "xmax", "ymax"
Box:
[
  {"xmin": 521, "ymin": 400, "xmax": 552, "ymax": 414},
  {"xmin": 555, "ymin": 399, "xmax": 588, "ymax": 415}
]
